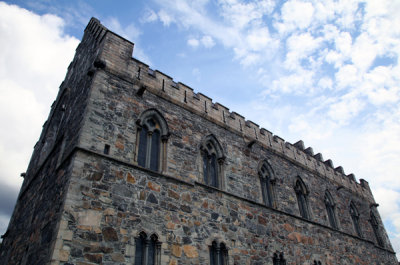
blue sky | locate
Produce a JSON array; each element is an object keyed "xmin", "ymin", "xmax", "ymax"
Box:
[{"xmin": 0, "ymin": 0, "xmax": 400, "ymax": 258}]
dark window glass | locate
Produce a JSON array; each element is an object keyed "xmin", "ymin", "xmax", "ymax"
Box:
[
  {"xmin": 350, "ymin": 203, "xmax": 362, "ymax": 237},
  {"xmin": 210, "ymin": 154, "xmax": 217, "ymax": 187},
  {"xmin": 150, "ymin": 130, "xmax": 160, "ymax": 171},
  {"xmin": 138, "ymin": 127, "xmax": 148, "ymax": 167},
  {"xmin": 210, "ymin": 241, "xmax": 227, "ymax": 265},
  {"xmin": 297, "ymin": 192, "xmax": 308, "ymax": 219},
  {"xmin": 265, "ymin": 178, "xmax": 273, "ymax": 207},
  {"xmin": 295, "ymin": 180, "xmax": 309, "ymax": 219},
  {"xmin": 325, "ymin": 192, "xmax": 337, "ymax": 229},
  {"xmin": 134, "ymin": 234, "xmax": 145, "ymax": 265},
  {"xmin": 203, "ymin": 153, "xmax": 209, "ymax": 184},
  {"xmin": 210, "ymin": 242, "xmax": 217, "ymax": 265},
  {"xmin": 220, "ymin": 243, "xmax": 227, "ymax": 265},
  {"xmin": 259, "ymin": 163, "xmax": 274, "ymax": 208},
  {"xmin": 371, "ymin": 212, "xmax": 384, "ymax": 247},
  {"xmin": 148, "ymin": 238, "xmax": 155, "ymax": 265},
  {"xmin": 273, "ymin": 252, "xmax": 286, "ymax": 265}
]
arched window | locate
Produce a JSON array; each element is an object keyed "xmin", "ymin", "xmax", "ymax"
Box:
[
  {"xmin": 313, "ymin": 261, "xmax": 322, "ymax": 265},
  {"xmin": 201, "ymin": 135, "xmax": 225, "ymax": 188},
  {"xmin": 324, "ymin": 191, "xmax": 338, "ymax": 229},
  {"xmin": 134, "ymin": 232, "xmax": 161, "ymax": 265},
  {"xmin": 273, "ymin": 252, "xmax": 286, "ymax": 265},
  {"xmin": 210, "ymin": 241, "xmax": 228, "ymax": 265},
  {"xmin": 350, "ymin": 202, "xmax": 362, "ymax": 237},
  {"xmin": 258, "ymin": 161, "xmax": 275, "ymax": 207},
  {"xmin": 136, "ymin": 109, "xmax": 169, "ymax": 172},
  {"xmin": 370, "ymin": 211, "xmax": 384, "ymax": 247},
  {"xmin": 294, "ymin": 178, "xmax": 310, "ymax": 220}
]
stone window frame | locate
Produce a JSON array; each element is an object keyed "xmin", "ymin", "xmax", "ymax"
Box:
[
  {"xmin": 200, "ymin": 134, "xmax": 225, "ymax": 189},
  {"xmin": 258, "ymin": 160, "xmax": 276, "ymax": 208},
  {"xmin": 370, "ymin": 209, "xmax": 384, "ymax": 247},
  {"xmin": 134, "ymin": 231, "xmax": 161, "ymax": 265},
  {"xmin": 294, "ymin": 177, "xmax": 311, "ymax": 220},
  {"xmin": 135, "ymin": 109, "xmax": 169, "ymax": 173},
  {"xmin": 324, "ymin": 190, "xmax": 338, "ymax": 229},
  {"xmin": 209, "ymin": 240, "xmax": 228, "ymax": 265},
  {"xmin": 272, "ymin": 251, "xmax": 286, "ymax": 265},
  {"xmin": 349, "ymin": 201, "xmax": 362, "ymax": 238}
]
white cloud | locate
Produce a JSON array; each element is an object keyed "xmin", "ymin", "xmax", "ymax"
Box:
[
  {"xmin": 218, "ymin": 0, "xmax": 275, "ymax": 29},
  {"xmin": 277, "ymin": 0, "xmax": 314, "ymax": 34},
  {"xmin": 201, "ymin": 35, "xmax": 215, "ymax": 48},
  {"xmin": 140, "ymin": 8, "xmax": 158, "ymax": 23},
  {"xmin": 187, "ymin": 38, "xmax": 200, "ymax": 48},
  {"xmin": 188, "ymin": 36, "xmax": 215, "ymax": 49},
  {"xmin": 246, "ymin": 27, "xmax": 272, "ymax": 52},
  {"xmin": 0, "ymin": 2, "xmax": 79, "ymax": 190},
  {"xmin": 284, "ymin": 32, "xmax": 322, "ymax": 70},
  {"xmin": 158, "ymin": 9, "xmax": 174, "ymax": 26},
  {"xmin": 335, "ymin": 64, "xmax": 359, "ymax": 89}
]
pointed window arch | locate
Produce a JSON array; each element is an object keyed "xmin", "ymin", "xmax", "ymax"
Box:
[
  {"xmin": 324, "ymin": 191, "xmax": 338, "ymax": 229},
  {"xmin": 370, "ymin": 211, "xmax": 384, "ymax": 247},
  {"xmin": 136, "ymin": 109, "xmax": 169, "ymax": 172},
  {"xmin": 294, "ymin": 178, "xmax": 310, "ymax": 220},
  {"xmin": 134, "ymin": 232, "xmax": 161, "ymax": 265},
  {"xmin": 210, "ymin": 241, "xmax": 228, "ymax": 265},
  {"xmin": 273, "ymin": 252, "xmax": 286, "ymax": 265},
  {"xmin": 350, "ymin": 202, "xmax": 362, "ymax": 237},
  {"xmin": 201, "ymin": 135, "xmax": 225, "ymax": 188},
  {"xmin": 258, "ymin": 161, "xmax": 276, "ymax": 208}
]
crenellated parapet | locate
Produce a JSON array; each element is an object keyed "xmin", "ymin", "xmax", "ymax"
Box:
[{"xmin": 89, "ymin": 18, "xmax": 373, "ymax": 200}]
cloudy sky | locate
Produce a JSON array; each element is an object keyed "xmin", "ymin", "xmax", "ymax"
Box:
[{"xmin": 1, "ymin": 0, "xmax": 399, "ymax": 257}]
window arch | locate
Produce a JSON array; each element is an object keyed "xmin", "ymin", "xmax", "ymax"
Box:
[
  {"xmin": 134, "ymin": 232, "xmax": 161, "ymax": 265},
  {"xmin": 294, "ymin": 178, "xmax": 310, "ymax": 220},
  {"xmin": 324, "ymin": 191, "xmax": 338, "ymax": 229},
  {"xmin": 210, "ymin": 241, "xmax": 228, "ymax": 265},
  {"xmin": 350, "ymin": 202, "xmax": 362, "ymax": 237},
  {"xmin": 273, "ymin": 252, "xmax": 286, "ymax": 265},
  {"xmin": 136, "ymin": 109, "xmax": 169, "ymax": 172},
  {"xmin": 200, "ymin": 135, "xmax": 225, "ymax": 188},
  {"xmin": 370, "ymin": 210, "xmax": 384, "ymax": 247},
  {"xmin": 258, "ymin": 161, "xmax": 276, "ymax": 208}
]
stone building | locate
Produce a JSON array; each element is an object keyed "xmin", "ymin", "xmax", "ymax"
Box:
[{"xmin": 0, "ymin": 18, "xmax": 398, "ymax": 265}]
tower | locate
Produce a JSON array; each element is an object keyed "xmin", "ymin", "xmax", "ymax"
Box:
[{"xmin": 0, "ymin": 18, "xmax": 398, "ymax": 265}]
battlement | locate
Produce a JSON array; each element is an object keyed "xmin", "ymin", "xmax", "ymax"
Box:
[{"xmin": 90, "ymin": 18, "xmax": 371, "ymax": 198}]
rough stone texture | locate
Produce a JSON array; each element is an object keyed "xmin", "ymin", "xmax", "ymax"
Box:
[{"xmin": 0, "ymin": 17, "xmax": 398, "ymax": 265}]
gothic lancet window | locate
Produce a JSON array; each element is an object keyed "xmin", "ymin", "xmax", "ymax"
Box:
[
  {"xmin": 201, "ymin": 135, "xmax": 225, "ymax": 189},
  {"xmin": 134, "ymin": 232, "xmax": 161, "ymax": 265},
  {"xmin": 294, "ymin": 178, "xmax": 310, "ymax": 220},
  {"xmin": 259, "ymin": 161, "xmax": 275, "ymax": 208},
  {"xmin": 273, "ymin": 252, "xmax": 286, "ymax": 265},
  {"xmin": 136, "ymin": 109, "xmax": 169, "ymax": 172},
  {"xmin": 350, "ymin": 202, "xmax": 362, "ymax": 237},
  {"xmin": 324, "ymin": 191, "xmax": 338, "ymax": 229},
  {"xmin": 210, "ymin": 241, "xmax": 228, "ymax": 265},
  {"xmin": 370, "ymin": 211, "xmax": 384, "ymax": 247}
]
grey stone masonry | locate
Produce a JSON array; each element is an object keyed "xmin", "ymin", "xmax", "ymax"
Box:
[{"xmin": 0, "ymin": 17, "xmax": 398, "ymax": 265}]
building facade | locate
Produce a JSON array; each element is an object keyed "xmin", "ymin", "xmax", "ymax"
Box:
[{"xmin": 0, "ymin": 18, "xmax": 398, "ymax": 265}]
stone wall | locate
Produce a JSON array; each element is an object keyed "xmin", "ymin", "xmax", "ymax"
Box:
[{"xmin": 57, "ymin": 150, "xmax": 397, "ymax": 264}]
